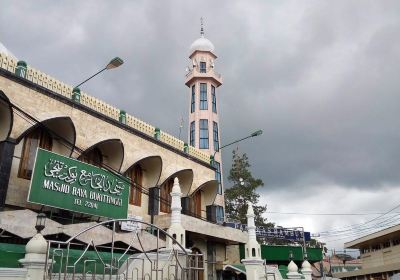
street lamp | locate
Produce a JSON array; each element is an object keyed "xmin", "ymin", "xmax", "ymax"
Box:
[
  {"xmin": 210, "ymin": 129, "xmax": 263, "ymax": 164},
  {"xmin": 35, "ymin": 212, "xmax": 46, "ymax": 233},
  {"xmin": 74, "ymin": 57, "xmax": 124, "ymax": 89}
]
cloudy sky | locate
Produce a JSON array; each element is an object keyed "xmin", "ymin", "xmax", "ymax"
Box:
[{"xmin": 2, "ymin": 1, "xmax": 400, "ymax": 250}]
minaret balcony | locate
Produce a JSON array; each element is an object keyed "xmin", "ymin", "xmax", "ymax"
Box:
[{"xmin": 185, "ymin": 68, "xmax": 223, "ymax": 87}]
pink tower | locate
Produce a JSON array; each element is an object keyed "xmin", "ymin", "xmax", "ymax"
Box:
[{"xmin": 185, "ymin": 19, "xmax": 224, "ymax": 221}]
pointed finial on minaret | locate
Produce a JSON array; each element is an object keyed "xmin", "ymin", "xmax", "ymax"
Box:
[{"xmin": 200, "ymin": 17, "xmax": 204, "ymax": 37}]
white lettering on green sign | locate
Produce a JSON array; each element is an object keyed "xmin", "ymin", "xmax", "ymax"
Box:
[{"xmin": 28, "ymin": 149, "xmax": 129, "ymax": 219}]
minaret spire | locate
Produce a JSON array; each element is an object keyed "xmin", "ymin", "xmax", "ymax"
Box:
[{"xmin": 200, "ymin": 17, "xmax": 204, "ymax": 37}]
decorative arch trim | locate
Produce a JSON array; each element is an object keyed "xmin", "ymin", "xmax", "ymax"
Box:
[
  {"xmin": 123, "ymin": 155, "xmax": 162, "ymax": 188},
  {"xmin": 15, "ymin": 116, "xmax": 76, "ymax": 157},
  {"xmin": 78, "ymin": 138, "xmax": 124, "ymax": 172}
]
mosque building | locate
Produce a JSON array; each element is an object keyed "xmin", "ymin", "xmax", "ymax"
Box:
[{"xmin": 0, "ymin": 23, "xmax": 246, "ymax": 279}]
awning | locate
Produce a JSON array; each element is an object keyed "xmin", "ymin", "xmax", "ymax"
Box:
[
  {"xmin": 0, "ymin": 210, "xmax": 163, "ymax": 251},
  {"xmin": 115, "ymin": 230, "xmax": 165, "ymax": 252},
  {"xmin": 223, "ymin": 264, "xmax": 246, "ymax": 275},
  {"xmin": 63, "ymin": 222, "xmax": 113, "ymax": 245},
  {"xmin": 0, "ymin": 209, "xmax": 62, "ymax": 238}
]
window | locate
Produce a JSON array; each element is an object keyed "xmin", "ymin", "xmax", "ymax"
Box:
[
  {"xmin": 383, "ymin": 241, "xmax": 391, "ymax": 249},
  {"xmin": 18, "ymin": 128, "xmax": 53, "ymax": 179},
  {"xmin": 216, "ymin": 206, "xmax": 224, "ymax": 223},
  {"xmin": 80, "ymin": 147, "xmax": 103, "ymax": 167},
  {"xmin": 212, "ymin": 85, "xmax": 217, "ymax": 113},
  {"xmin": 200, "ymin": 83, "xmax": 208, "ymax": 110},
  {"xmin": 200, "ymin": 61, "xmax": 206, "ymax": 73},
  {"xmin": 393, "ymin": 239, "xmax": 400, "ymax": 246},
  {"xmin": 160, "ymin": 178, "xmax": 174, "ymax": 213},
  {"xmin": 213, "ymin": 122, "xmax": 219, "ymax": 152},
  {"xmin": 191, "ymin": 85, "xmax": 195, "ymax": 113},
  {"xmin": 207, "ymin": 242, "xmax": 216, "ymax": 279},
  {"xmin": 199, "ymin": 119, "xmax": 209, "ymax": 149},
  {"xmin": 190, "ymin": 121, "xmax": 195, "ymax": 147},
  {"xmin": 127, "ymin": 165, "xmax": 143, "ymax": 206},
  {"xmin": 191, "ymin": 191, "xmax": 202, "ymax": 218},
  {"xmin": 371, "ymin": 244, "xmax": 380, "ymax": 251},
  {"xmin": 214, "ymin": 161, "xmax": 222, "ymax": 194}
]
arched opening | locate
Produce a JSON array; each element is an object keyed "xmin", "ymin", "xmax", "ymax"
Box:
[
  {"xmin": 124, "ymin": 156, "xmax": 162, "ymax": 208},
  {"xmin": 0, "ymin": 90, "xmax": 13, "ymax": 141},
  {"xmin": 80, "ymin": 147, "xmax": 102, "ymax": 166},
  {"xmin": 18, "ymin": 127, "xmax": 52, "ymax": 179},
  {"xmin": 78, "ymin": 139, "xmax": 124, "ymax": 171},
  {"xmin": 16, "ymin": 117, "xmax": 76, "ymax": 180},
  {"xmin": 189, "ymin": 180, "xmax": 218, "ymax": 219},
  {"xmin": 252, "ymin": 248, "xmax": 256, "ymax": 257},
  {"xmin": 159, "ymin": 169, "xmax": 193, "ymax": 213}
]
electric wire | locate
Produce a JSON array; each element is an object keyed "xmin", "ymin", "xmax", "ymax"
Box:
[
  {"xmin": 10, "ymin": 99, "xmax": 214, "ymax": 223},
  {"xmin": 7, "ymin": 99, "xmax": 179, "ymax": 208},
  {"xmin": 266, "ymin": 211, "xmax": 400, "ymax": 216},
  {"xmin": 317, "ymin": 201, "xmax": 400, "ymax": 235}
]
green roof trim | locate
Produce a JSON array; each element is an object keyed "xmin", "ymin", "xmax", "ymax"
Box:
[
  {"xmin": 224, "ymin": 263, "xmax": 246, "ymax": 274},
  {"xmin": 240, "ymin": 244, "xmax": 323, "ymax": 262}
]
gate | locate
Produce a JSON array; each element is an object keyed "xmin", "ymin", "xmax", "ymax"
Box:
[{"xmin": 43, "ymin": 219, "xmax": 203, "ymax": 279}]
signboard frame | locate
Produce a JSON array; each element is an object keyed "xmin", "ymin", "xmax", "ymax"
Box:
[{"xmin": 27, "ymin": 148, "xmax": 130, "ymax": 219}]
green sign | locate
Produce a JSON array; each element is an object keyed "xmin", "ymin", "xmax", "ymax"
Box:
[{"xmin": 28, "ymin": 149, "xmax": 129, "ymax": 219}]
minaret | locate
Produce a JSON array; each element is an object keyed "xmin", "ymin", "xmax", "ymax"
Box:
[
  {"xmin": 185, "ymin": 19, "xmax": 224, "ymax": 209},
  {"xmin": 166, "ymin": 177, "xmax": 186, "ymax": 249},
  {"xmin": 241, "ymin": 202, "xmax": 264, "ymax": 279}
]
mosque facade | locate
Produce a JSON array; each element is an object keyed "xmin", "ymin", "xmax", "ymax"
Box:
[{"xmin": 0, "ymin": 25, "xmax": 245, "ymax": 279}]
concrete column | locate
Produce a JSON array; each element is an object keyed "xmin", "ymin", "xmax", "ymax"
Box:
[
  {"xmin": 19, "ymin": 233, "xmax": 49, "ymax": 280},
  {"xmin": 0, "ymin": 140, "xmax": 15, "ymax": 210},
  {"xmin": 301, "ymin": 260, "xmax": 312, "ymax": 280}
]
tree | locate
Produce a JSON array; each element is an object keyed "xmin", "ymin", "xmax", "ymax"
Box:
[{"xmin": 224, "ymin": 149, "xmax": 273, "ymax": 227}]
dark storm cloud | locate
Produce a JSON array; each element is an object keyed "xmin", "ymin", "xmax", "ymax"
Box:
[{"xmin": 2, "ymin": 0, "xmax": 400, "ymax": 246}]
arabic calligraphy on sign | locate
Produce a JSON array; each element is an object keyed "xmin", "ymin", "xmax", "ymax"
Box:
[{"xmin": 44, "ymin": 159, "xmax": 125, "ymax": 196}]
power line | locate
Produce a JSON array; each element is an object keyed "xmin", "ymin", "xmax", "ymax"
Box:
[
  {"xmin": 266, "ymin": 211, "xmax": 398, "ymax": 216},
  {"xmin": 317, "ymin": 201, "xmax": 400, "ymax": 234}
]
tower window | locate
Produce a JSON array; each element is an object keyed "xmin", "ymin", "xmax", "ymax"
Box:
[
  {"xmin": 190, "ymin": 121, "xmax": 195, "ymax": 147},
  {"xmin": 200, "ymin": 62, "xmax": 206, "ymax": 73},
  {"xmin": 199, "ymin": 119, "xmax": 209, "ymax": 149},
  {"xmin": 213, "ymin": 122, "xmax": 219, "ymax": 152},
  {"xmin": 211, "ymin": 85, "xmax": 217, "ymax": 113},
  {"xmin": 200, "ymin": 83, "xmax": 208, "ymax": 110},
  {"xmin": 191, "ymin": 85, "xmax": 195, "ymax": 113},
  {"xmin": 213, "ymin": 161, "xmax": 222, "ymax": 194}
]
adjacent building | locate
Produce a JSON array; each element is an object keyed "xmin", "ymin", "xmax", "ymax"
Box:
[{"xmin": 333, "ymin": 224, "xmax": 400, "ymax": 280}]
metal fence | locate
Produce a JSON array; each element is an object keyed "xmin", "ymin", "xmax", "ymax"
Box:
[{"xmin": 43, "ymin": 219, "xmax": 203, "ymax": 280}]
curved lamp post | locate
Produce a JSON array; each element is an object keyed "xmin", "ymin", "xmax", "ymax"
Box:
[
  {"xmin": 74, "ymin": 57, "xmax": 124, "ymax": 89},
  {"xmin": 210, "ymin": 129, "xmax": 263, "ymax": 164}
]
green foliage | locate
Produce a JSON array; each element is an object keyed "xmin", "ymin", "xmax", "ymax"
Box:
[{"xmin": 224, "ymin": 149, "xmax": 273, "ymax": 227}]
